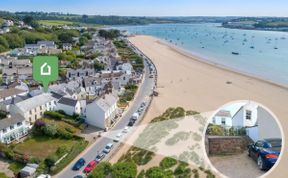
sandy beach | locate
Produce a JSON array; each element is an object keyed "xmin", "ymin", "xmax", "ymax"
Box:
[{"xmin": 110, "ymin": 35, "xmax": 288, "ymax": 177}]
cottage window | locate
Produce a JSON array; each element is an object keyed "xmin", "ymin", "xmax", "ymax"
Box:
[
  {"xmin": 40, "ymin": 106, "xmax": 42, "ymax": 110},
  {"xmin": 17, "ymin": 122, "xmax": 22, "ymax": 127},
  {"xmin": 29, "ymin": 110, "xmax": 32, "ymax": 114},
  {"xmin": 3, "ymin": 128, "xmax": 7, "ymax": 133},
  {"xmin": 212, "ymin": 118, "xmax": 216, "ymax": 124},
  {"xmin": 246, "ymin": 110, "xmax": 252, "ymax": 120},
  {"xmin": 10, "ymin": 125, "xmax": 14, "ymax": 130},
  {"xmin": 221, "ymin": 118, "xmax": 226, "ymax": 125}
]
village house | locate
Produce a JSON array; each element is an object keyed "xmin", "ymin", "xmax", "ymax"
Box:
[
  {"xmin": 0, "ymin": 88, "xmax": 29, "ymax": 112},
  {"xmin": 0, "ymin": 114, "xmax": 29, "ymax": 144},
  {"xmin": 66, "ymin": 68, "xmax": 95, "ymax": 80},
  {"xmin": 56, "ymin": 97, "xmax": 81, "ymax": 116},
  {"xmin": 62, "ymin": 43, "xmax": 73, "ymax": 50},
  {"xmin": 10, "ymin": 93, "xmax": 56, "ymax": 124},
  {"xmin": 232, "ymin": 102, "xmax": 258, "ymax": 128},
  {"xmin": 24, "ymin": 41, "xmax": 62, "ymax": 55},
  {"xmin": 211, "ymin": 110, "xmax": 232, "ymax": 127},
  {"xmin": 85, "ymin": 94, "xmax": 118, "ymax": 130}
]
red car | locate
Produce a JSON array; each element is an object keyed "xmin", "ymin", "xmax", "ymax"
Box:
[{"xmin": 83, "ymin": 160, "xmax": 97, "ymax": 174}]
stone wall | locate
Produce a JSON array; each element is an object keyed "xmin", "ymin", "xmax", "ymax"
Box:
[{"xmin": 206, "ymin": 136, "xmax": 252, "ymax": 155}]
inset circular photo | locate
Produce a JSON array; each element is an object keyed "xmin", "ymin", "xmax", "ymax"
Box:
[{"xmin": 204, "ymin": 101, "xmax": 284, "ymax": 178}]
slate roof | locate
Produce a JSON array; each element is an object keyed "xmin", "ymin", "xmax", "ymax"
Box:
[
  {"xmin": 0, "ymin": 114, "xmax": 25, "ymax": 130},
  {"xmin": 15, "ymin": 93, "xmax": 55, "ymax": 112},
  {"xmin": 215, "ymin": 110, "xmax": 231, "ymax": 118},
  {"xmin": 57, "ymin": 97, "xmax": 78, "ymax": 107},
  {"xmin": 0, "ymin": 88, "xmax": 26, "ymax": 99}
]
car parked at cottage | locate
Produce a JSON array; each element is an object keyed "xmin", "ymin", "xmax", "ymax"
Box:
[{"xmin": 248, "ymin": 138, "xmax": 282, "ymax": 170}]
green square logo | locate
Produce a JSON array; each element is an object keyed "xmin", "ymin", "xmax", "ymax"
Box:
[{"xmin": 33, "ymin": 56, "xmax": 58, "ymax": 92}]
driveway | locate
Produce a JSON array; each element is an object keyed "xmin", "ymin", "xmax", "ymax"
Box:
[{"xmin": 209, "ymin": 152, "xmax": 265, "ymax": 178}]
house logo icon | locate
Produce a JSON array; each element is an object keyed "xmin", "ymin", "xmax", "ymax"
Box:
[{"xmin": 40, "ymin": 62, "xmax": 51, "ymax": 76}]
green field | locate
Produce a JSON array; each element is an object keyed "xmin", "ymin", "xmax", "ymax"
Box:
[
  {"xmin": 266, "ymin": 21, "xmax": 288, "ymax": 27},
  {"xmin": 38, "ymin": 20, "xmax": 74, "ymax": 26},
  {"xmin": 38, "ymin": 19, "xmax": 102, "ymax": 28}
]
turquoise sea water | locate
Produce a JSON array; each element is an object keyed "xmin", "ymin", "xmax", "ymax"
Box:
[{"xmin": 115, "ymin": 23, "xmax": 288, "ymax": 87}]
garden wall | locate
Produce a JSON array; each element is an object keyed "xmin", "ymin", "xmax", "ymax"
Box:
[{"xmin": 206, "ymin": 136, "xmax": 252, "ymax": 155}]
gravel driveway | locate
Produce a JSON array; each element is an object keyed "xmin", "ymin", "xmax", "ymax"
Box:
[{"xmin": 209, "ymin": 152, "xmax": 266, "ymax": 178}]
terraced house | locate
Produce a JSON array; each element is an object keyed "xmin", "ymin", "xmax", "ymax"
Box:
[{"xmin": 0, "ymin": 114, "xmax": 29, "ymax": 144}]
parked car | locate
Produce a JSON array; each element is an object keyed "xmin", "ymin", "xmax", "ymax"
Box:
[
  {"xmin": 248, "ymin": 138, "xmax": 282, "ymax": 170},
  {"xmin": 122, "ymin": 126, "xmax": 130, "ymax": 133},
  {"xmin": 83, "ymin": 160, "xmax": 97, "ymax": 174},
  {"xmin": 37, "ymin": 174, "xmax": 51, "ymax": 178},
  {"xmin": 95, "ymin": 152, "xmax": 105, "ymax": 163},
  {"xmin": 128, "ymin": 119, "xmax": 135, "ymax": 126},
  {"xmin": 113, "ymin": 133, "xmax": 123, "ymax": 142},
  {"xmin": 72, "ymin": 158, "xmax": 86, "ymax": 171},
  {"xmin": 103, "ymin": 143, "xmax": 114, "ymax": 154},
  {"xmin": 74, "ymin": 174, "xmax": 87, "ymax": 178}
]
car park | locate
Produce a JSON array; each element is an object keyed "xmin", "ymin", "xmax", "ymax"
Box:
[
  {"xmin": 72, "ymin": 158, "xmax": 86, "ymax": 171},
  {"xmin": 248, "ymin": 138, "xmax": 282, "ymax": 170},
  {"xmin": 103, "ymin": 143, "xmax": 114, "ymax": 154},
  {"xmin": 83, "ymin": 160, "xmax": 97, "ymax": 174},
  {"xmin": 95, "ymin": 152, "xmax": 105, "ymax": 162}
]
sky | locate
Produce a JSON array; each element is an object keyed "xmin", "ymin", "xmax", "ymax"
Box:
[{"xmin": 0, "ymin": 0, "xmax": 288, "ymax": 17}]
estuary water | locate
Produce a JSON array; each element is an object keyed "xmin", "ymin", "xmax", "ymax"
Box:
[{"xmin": 116, "ymin": 23, "xmax": 288, "ymax": 87}]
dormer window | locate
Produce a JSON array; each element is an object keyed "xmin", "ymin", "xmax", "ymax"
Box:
[{"xmin": 246, "ymin": 110, "xmax": 252, "ymax": 120}]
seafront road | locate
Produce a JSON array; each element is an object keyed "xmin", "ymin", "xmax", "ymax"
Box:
[{"xmin": 56, "ymin": 53, "xmax": 156, "ymax": 178}]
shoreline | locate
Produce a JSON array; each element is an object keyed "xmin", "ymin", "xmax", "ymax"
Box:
[{"xmin": 157, "ymin": 38, "xmax": 288, "ymax": 90}]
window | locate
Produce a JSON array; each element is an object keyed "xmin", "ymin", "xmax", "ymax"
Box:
[
  {"xmin": 221, "ymin": 118, "xmax": 226, "ymax": 125},
  {"xmin": 246, "ymin": 110, "xmax": 252, "ymax": 120},
  {"xmin": 40, "ymin": 106, "xmax": 42, "ymax": 110},
  {"xmin": 212, "ymin": 118, "xmax": 216, "ymax": 124},
  {"xmin": 255, "ymin": 141, "xmax": 263, "ymax": 147},
  {"xmin": 3, "ymin": 128, "xmax": 7, "ymax": 133},
  {"xmin": 35, "ymin": 115, "xmax": 37, "ymax": 120},
  {"xmin": 17, "ymin": 122, "xmax": 22, "ymax": 127},
  {"xmin": 10, "ymin": 125, "xmax": 14, "ymax": 130},
  {"xmin": 29, "ymin": 117, "xmax": 32, "ymax": 122},
  {"xmin": 40, "ymin": 112, "xmax": 43, "ymax": 116},
  {"xmin": 29, "ymin": 110, "xmax": 32, "ymax": 114}
]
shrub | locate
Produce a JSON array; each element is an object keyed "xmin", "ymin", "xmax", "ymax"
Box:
[
  {"xmin": 57, "ymin": 128, "xmax": 73, "ymax": 139},
  {"xmin": 45, "ymin": 154, "xmax": 58, "ymax": 168},
  {"xmin": 137, "ymin": 170, "xmax": 145, "ymax": 178},
  {"xmin": 44, "ymin": 111, "xmax": 64, "ymax": 120},
  {"xmin": 112, "ymin": 162, "xmax": 137, "ymax": 178},
  {"xmin": 160, "ymin": 157, "xmax": 177, "ymax": 169},
  {"xmin": 89, "ymin": 162, "xmax": 112, "ymax": 178},
  {"xmin": 42, "ymin": 123, "xmax": 58, "ymax": 137},
  {"xmin": 146, "ymin": 167, "xmax": 174, "ymax": 178}
]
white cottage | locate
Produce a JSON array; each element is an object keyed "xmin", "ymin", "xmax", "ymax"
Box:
[
  {"xmin": 10, "ymin": 93, "xmax": 56, "ymax": 124},
  {"xmin": 232, "ymin": 102, "xmax": 258, "ymax": 128},
  {"xmin": 56, "ymin": 97, "xmax": 81, "ymax": 116},
  {"xmin": 0, "ymin": 114, "xmax": 29, "ymax": 144},
  {"xmin": 85, "ymin": 94, "xmax": 118, "ymax": 130},
  {"xmin": 211, "ymin": 110, "xmax": 232, "ymax": 127}
]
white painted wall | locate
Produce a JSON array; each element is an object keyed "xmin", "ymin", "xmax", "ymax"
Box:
[
  {"xmin": 211, "ymin": 116, "xmax": 232, "ymax": 127},
  {"xmin": 86, "ymin": 102, "xmax": 106, "ymax": 129}
]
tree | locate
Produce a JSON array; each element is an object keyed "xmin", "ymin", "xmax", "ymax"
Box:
[
  {"xmin": 23, "ymin": 16, "xmax": 34, "ymax": 25},
  {"xmin": 42, "ymin": 123, "xmax": 57, "ymax": 137},
  {"xmin": 3, "ymin": 33, "xmax": 25, "ymax": 49},
  {"xmin": 89, "ymin": 162, "xmax": 112, "ymax": 178},
  {"xmin": 0, "ymin": 36, "xmax": 9, "ymax": 52},
  {"xmin": 112, "ymin": 162, "xmax": 137, "ymax": 178},
  {"xmin": 45, "ymin": 154, "xmax": 58, "ymax": 168}
]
